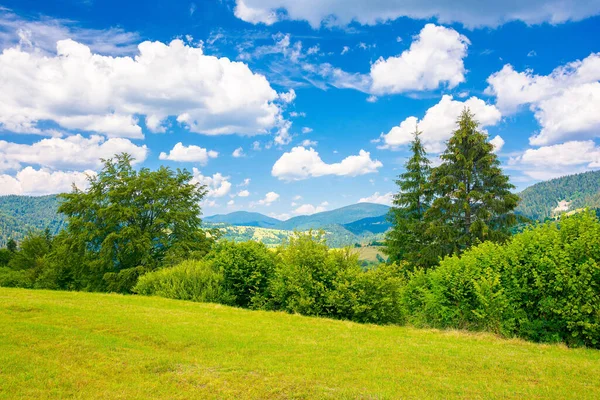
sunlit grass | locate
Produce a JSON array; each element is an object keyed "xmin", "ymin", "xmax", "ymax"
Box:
[{"xmin": 1, "ymin": 288, "xmax": 599, "ymax": 399}]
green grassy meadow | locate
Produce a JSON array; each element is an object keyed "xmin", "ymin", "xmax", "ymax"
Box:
[{"xmin": 1, "ymin": 288, "xmax": 599, "ymax": 399}]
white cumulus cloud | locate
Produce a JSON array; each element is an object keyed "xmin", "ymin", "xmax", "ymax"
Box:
[
  {"xmin": 191, "ymin": 169, "xmax": 232, "ymax": 198},
  {"xmin": 159, "ymin": 142, "xmax": 218, "ymax": 164},
  {"xmin": 258, "ymin": 191, "xmax": 280, "ymax": 205},
  {"xmin": 379, "ymin": 95, "xmax": 502, "ymax": 153},
  {"xmin": 0, "ymin": 134, "xmax": 147, "ymax": 172},
  {"xmin": 359, "ymin": 192, "xmax": 393, "ymax": 205},
  {"xmin": 0, "ymin": 167, "xmax": 94, "ymax": 195},
  {"xmin": 485, "ymin": 53, "xmax": 600, "ymax": 146},
  {"xmin": 0, "ymin": 38, "xmax": 285, "ymax": 138},
  {"xmin": 293, "ymin": 203, "xmax": 326, "ymax": 215},
  {"xmin": 509, "ymin": 141, "xmax": 600, "ymax": 180},
  {"xmin": 370, "ymin": 24, "xmax": 469, "ymax": 94},
  {"xmin": 272, "ymin": 146, "xmax": 382, "ymax": 180}
]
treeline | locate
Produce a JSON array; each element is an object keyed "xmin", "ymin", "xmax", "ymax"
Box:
[
  {"xmin": 0, "ymin": 195, "xmax": 65, "ymax": 247},
  {"xmin": 1, "ymin": 109, "xmax": 599, "ymax": 349},
  {"xmin": 516, "ymin": 169, "xmax": 600, "ymax": 220}
]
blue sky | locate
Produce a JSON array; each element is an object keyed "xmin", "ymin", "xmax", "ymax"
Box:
[{"xmin": 0, "ymin": 1, "xmax": 599, "ymax": 219}]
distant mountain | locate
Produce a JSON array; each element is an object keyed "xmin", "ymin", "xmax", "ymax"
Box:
[
  {"xmin": 343, "ymin": 214, "xmax": 391, "ymax": 235},
  {"xmin": 516, "ymin": 170, "xmax": 600, "ymax": 220},
  {"xmin": 204, "ymin": 211, "xmax": 281, "ymax": 228},
  {"xmin": 276, "ymin": 203, "xmax": 390, "ymax": 230},
  {"xmin": 0, "ymin": 195, "xmax": 65, "ymax": 246}
]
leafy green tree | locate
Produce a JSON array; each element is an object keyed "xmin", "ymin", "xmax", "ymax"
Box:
[
  {"xmin": 57, "ymin": 153, "xmax": 213, "ymax": 292},
  {"xmin": 383, "ymin": 126, "xmax": 433, "ymax": 267},
  {"xmin": 6, "ymin": 239, "xmax": 17, "ymax": 253},
  {"xmin": 426, "ymin": 109, "xmax": 519, "ymax": 260}
]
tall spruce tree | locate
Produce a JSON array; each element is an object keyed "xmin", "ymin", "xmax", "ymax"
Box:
[
  {"xmin": 425, "ymin": 108, "xmax": 519, "ymax": 260},
  {"xmin": 383, "ymin": 126, "xmax": 433, "ymax": 267}
]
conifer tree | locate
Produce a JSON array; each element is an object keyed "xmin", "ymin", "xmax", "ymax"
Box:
[
  {"xmin": 383, "ymin": 126, "xmax": 433, "ymax": 267},
  {"xmin": 425, "ymin": 108, "xmax": 519, "ymax": 260}
]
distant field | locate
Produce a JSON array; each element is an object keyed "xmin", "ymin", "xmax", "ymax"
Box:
[
  {"xmin": 1, "ymin": 289, "xmax": 599, "ymax": 399},
  {"xmin": 352, "ymin": 246, "xmax": 384, "ymax": 262}
]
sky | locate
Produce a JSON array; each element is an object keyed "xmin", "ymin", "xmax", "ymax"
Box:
[{"xmin": 0, "ymin": 0, "xmax": 599, "ymax": 220}]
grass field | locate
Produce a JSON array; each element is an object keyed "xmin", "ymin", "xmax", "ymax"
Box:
[
  {"xmin": 352, "ymin": 246, "xmax": 384, "ymax": 262},
  {"xmin": 1, "ymin": 288, "xmax": 599, "ymax": 399}
]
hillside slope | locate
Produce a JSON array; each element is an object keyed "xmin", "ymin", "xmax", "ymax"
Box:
[
  {"xmin": 0, "ymin": 195, "xmax": 65, "ymax": 246},
  {"xmin": 517, "ymin": 170, "xmax": 600, "ymax": 220},
  {"xmin": 204, "ymin": 211, "xmax": 281, "ymax": 228},
  {"xmin": 2, "ymin": 288, "xmax": 599, "ymax": 399},
  {"xmin": 276, "ymin": 203, "xmax": 390, "ymax": 230}
]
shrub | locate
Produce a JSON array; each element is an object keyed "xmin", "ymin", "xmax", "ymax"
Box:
[
  {"xmin": 330, "ymin": 262, "xmax": 406, "ymax": 324},
  {"xmin": 0, "ymin": 267, "xmax": 35, "ymax": 288},
  {"xmin": 404, "ymin": 211, "xmax": 600, "ymax": 348},
  {"xmin": 206, "ymin": 241, "xmax": 276, "ymax": 309},
  {"xmin": 133, "ymin": 260, "xmax": 228, "ymax": 303},
  {"xmin": 268, "ymin": 232, "xmax": 359, "ymax": 316}
]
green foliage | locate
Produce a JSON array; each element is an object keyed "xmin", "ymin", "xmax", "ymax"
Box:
[
  {"xmin": 267, "ymin": 232, "xmax": 358, "ymax": 316},
  {"xmin": 0, "ymin": 248, "xmax": 12, "ymax": 266},
  {"xmin": 206, "ymin": 241, "xmax": 276, "ymax": 309},
  {"xmin": 0, "ymin": 195, "xmax": 65, "ymax": 247},
  {"xmin": 0, "ymin": 267, "xmax": 34, "ymax": 288},
  {"xmin": 329, "ymin": 262, "xmax": 406, "ymax": 324},
  {"xmin": 425, "ymin": 109, "xmax": 519, "ymax": 261},
  {"xmin": 404, "ymin": 210, "xmax": 600, "ymax": 348},
  {"xmin": 56, "ymin": 153, "xmax": 213, "ymax": 293},
  {"xmin": 516, "ymin": 169, "xmax": 600, "ymax": 221},
  {"xmin": 384, "ymin": 127, "xmax": 432, "ymax": 267},
  {"xmin": 133, "ymin": 260, "xmax": 226, "ymax": 303}
]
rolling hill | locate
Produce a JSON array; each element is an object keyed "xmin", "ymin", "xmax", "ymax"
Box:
[
  {"xmin": 0, "ymin": 195, "xmax": 65, "ymax": 246},
  {"xmin": 1, "ymin": 288, "xmax": 598, "ymax": 399},
  {"xmin": 516, "ymin": 170, "xmax": 600, "ymax": 220},
  {"xmin": 275, "ymin": 203, "xmax": 390, "ymax": 230},
  {"xmin": 204, "ymin": 211, "xmax": 281, "ymax": 228}
]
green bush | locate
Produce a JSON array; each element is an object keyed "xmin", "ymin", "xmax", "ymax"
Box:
[
  {"xmin": 268, "ymin": 232, "xmax": 358, "ymax": 316},
  {"xmin": 0, "ymin": 267, "xmax": 35, "ymax": 288},
  {"xmin": 404, "ymin": 211, "xmax": 600, "ymax": 347},
  {"xmin": 133, "ymin": 260, "xmax": 228, "ymax": 303},
  {"xmin": 206, "ymin": 241, "xmax": 276, "ymax": 309},
  {"xmin": 330, "ymin": 262, "xmax": 406, "ymax": 324}
]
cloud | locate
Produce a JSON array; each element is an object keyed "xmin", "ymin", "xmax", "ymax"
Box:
[
  {"xmin": 232, "ymin": 147, "xmax": 245, "ymax": 158},
  {"xmin": 0, "ymin": 134, "xmax": 147, "ymax": 172},
  {"xmin": 0, "ymin": 38, "xmax": 285, "ymax": 138},
  {"xmin": 301, "ymin": 127, "xmax": 313, "ymax": 134},
  {"xmin": 379, "ymin": 95, "xmax": 502, "ymax": 152},
  {"xmin": 485, "ymin": 53, "xmax": 600, "ymax": 146},
  {"xmin": 258, "ymin": 191, "xmax": 280, "ymax": 205},
  {"xmin": 237, "ymin": 189, "xmax": 250, "ymax": 197},
  {"xmin": 509, "ymin": 140, "xmax": 600, "ymax": 180},
  {"xmin": 370, "ymin": 24, "xmax": 469, "ymax": 94},
  {"xmin": 0, "ymin": 8, "xmax": 140, "ymax": 56},
  {"xmin": 232, "ymin": 0, "xmax": 600, "ymax": 28},
  {"xmin": 341, "ymin": 46, "xmax": 350, "ymax": 55},
  {"xmin": 489, "ymin": 135, "xmax": 505, "ymax": 153},
  {"xmin": 159, "ymin": 142, "xmax": 218, "ymax": 164},
  {"xmin": 279, "ymin": 88, "xmax": 296, "ymax": 103},
  {"xmin": 300, "ymin": 139, "xmax": 317, "ymax": 147},
  {"xmin": 359, "ymin": 191, "xmax": 393, "ymax": 205},
  {"xmin": 191, "ymin": 169, "xmax": 232, "ymax": 197},
  {"xmin": 293, "ymin": 203, "xmax": 326, "ymax": 215},
  {"xmin": 0, "ymin": 167, "xmax": 94, "ymax": 195},
  {"xmin": 272, "ymin": 146, "xmax": 382, "ymax": 180},
  {"xmin": 239, "ymin": 178, "xmax": 251, "ymax": 186}
]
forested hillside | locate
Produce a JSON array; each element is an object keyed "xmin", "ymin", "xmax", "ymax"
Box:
[
  {"xmin": 0, "ymin": 195, "xmax": 65, "ymax": 246},
  {"xmin": 516, "ymin": 170, "xmax": 600, "ymax": 220}
]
